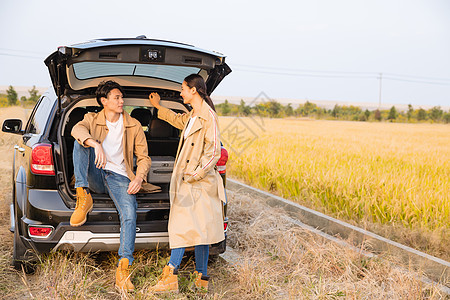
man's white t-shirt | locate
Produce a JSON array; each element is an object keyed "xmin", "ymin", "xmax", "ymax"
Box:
[
  {"xmin": 184, "ymin": 116, "xmax": 197, "ymax": 139},
  {"xmin": 102, "ymin": 113, "xmax": 128, "ymax": 178}
]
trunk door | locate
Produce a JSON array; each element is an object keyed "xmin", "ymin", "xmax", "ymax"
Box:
[{"xmin": 44, "ymin": 39, "xmax": 231, "ymax": 108}]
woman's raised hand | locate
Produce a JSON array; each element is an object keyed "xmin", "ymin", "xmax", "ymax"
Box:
[{"xmin": 149, "ymin": 92, "xmax": 161, "ymax": 109}]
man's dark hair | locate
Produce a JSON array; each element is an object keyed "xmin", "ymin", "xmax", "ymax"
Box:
[{"xmin": 95, "ymin": 80, "xmax": 125, "ymax": 107}]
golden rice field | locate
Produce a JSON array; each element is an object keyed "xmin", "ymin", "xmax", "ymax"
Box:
[{"xmin": 219, "ymin": 117, "xmax": 450, "ymax": 258}]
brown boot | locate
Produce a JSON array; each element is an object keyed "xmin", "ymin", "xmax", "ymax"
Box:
[
  {"xmin": 115, "ymin": 258, "xmax": 135, "ymax": 292},
  {"xmin": 193, "ymin": 271, "xmax": 209, "ymax": 293},
  {"xmin": 152, "ymin": 265, "xmax": 179, "ymax": 293},
  {"xmin": 70, "ymin": 187, "xmax": 93, "ymax": 227}
]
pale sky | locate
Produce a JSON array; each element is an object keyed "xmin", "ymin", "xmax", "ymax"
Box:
[{"xmin": 1, "ymin": 0, "xmax": 449, "ymax": 106}]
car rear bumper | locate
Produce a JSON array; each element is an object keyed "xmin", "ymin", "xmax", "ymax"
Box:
[
  {"xmin": 53, "ymin": 231, "xmax": 226, "ymax": 254},
  {"xmin": 54, "ymin": 230, "xmax": 169, "ymax": 252},
  {"xmin": 25, "ymin": 223, "xmax": 226, "ymax": 255},
  {"xmin": 23, "ymin": 221, "xmax": 169, "ymax": 253},
  {"xmin": 21, "ymin": 189, "xmax": 226, "ymax": 255}
]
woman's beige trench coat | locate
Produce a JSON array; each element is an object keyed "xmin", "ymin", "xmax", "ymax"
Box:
[{"xmin": 157, "ymin": 101, "xmax": 226, "ymax": 249}]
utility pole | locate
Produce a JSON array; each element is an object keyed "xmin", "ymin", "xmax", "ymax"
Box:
[{"xmin": 378, "ymin": 73, "xmax": 383, "ymax": 109}]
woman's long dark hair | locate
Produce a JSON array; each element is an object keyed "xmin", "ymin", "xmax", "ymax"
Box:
[{"xmin": 184, "ymin": 74, "xmax": 216, "ymax": 112}]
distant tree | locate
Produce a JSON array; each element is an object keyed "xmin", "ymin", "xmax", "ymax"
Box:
[
  {"xmin": 28, "ymin": 85, "xmax": 41, "ymax": 103},
  {"xmin": 342, "ymin": 105, "xmax": 362, "ymax": 118},
  {"xmin": 267, "ymin": 100, "xmax": 282, "ymax": 117},
  {"xmin": 316, "ymin": 107, "xmax": 326, "ymax": 118},
  {"xmin": 221, "ymin": 99, "xmax": 231, "ymax": 116},
  {"xmin": 285, "ymin": 103, "xmax": 294, "ymax": 117},
  {"xmin": 407, "ymin": 104, "xmax": 413, "ymax": 121},
  {"xmin": 388, "ymin": 106, "xmax": 397, "ymax": 121},
  {"xmin": 254, "ymin": 103, "xmax": 268, "ymax": 117},
  {"xmin": 429, "ymin": 106, "xmax": 443, "ymax": 122},
  {"xmin": 294, "ymin": 104, "xmax": 303, "ymax": 116},
  {"xmin": 331, "ymin": 104, "xmax": 340, "ymax": 118},
  {"xmin": 417, "ymin": 108, "xmax": 427, "ymax": 121},
  {"xmin": 238, "ymin": 99, "xmax": 251, "ymax": 116},
  {"xmin": 443, "ymin": 112, "xmax": 450, "ymax": 124},
  {"xmin": 374, "ymin": 109, "xmax": 382, "ymax": 121},
  {"xmin": 20, "ymin": 96, "xmax": 27, "ymax": 104},
  {"xmin": 0, "ymin": 93, "xmax": 8, "ymax": 107},
  {"xmin": 6, "ymin": 85, "xmax": 18, "ymax": 106},
  {"xmin": 364, "ymin": 109, "xmax": 370, "ymax": 120},
  {"xmin": 357, "ymin": 113, "xmax": 366, "ymax": 121},
  {"xmin": 302, "ymin": 101, "xmax": 317, "ymax": 116}
]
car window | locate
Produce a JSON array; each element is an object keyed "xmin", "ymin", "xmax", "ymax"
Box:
[
  {"xmin": 73, "ymin": 62, "xmax": 200, "ymax": 83},
  {"xmin": 26, "ymin": 96, "xmax": 53, "ymax": 134}
]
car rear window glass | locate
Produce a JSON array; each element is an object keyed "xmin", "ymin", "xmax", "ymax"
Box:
[
  {"xmin": 27, "ymin": 96, "xmax": 54, "ymax": 134},
  {"xmin": 73, "ymin": 62, "xmax": 200, "ymax": 83}
]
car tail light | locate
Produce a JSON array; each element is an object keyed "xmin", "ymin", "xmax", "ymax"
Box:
[
  {"xmin": 216, "ymin": 146, "xmax": 228, "ymax": 175},
  {"xmin": 31, "ymin": 143, "xmax": 55, "ymax": 175},
  {"xmin": 29, "ymin": 226, "xmax": 53, "ymax": 238},
  {"xmin": 224, "ymin": 221, "xmax": 228, "ymax": 232}
]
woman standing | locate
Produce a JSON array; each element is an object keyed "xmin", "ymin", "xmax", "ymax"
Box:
[{"xmin": 149, "ymin": 74, "xmax": 226, "ymax": 293}]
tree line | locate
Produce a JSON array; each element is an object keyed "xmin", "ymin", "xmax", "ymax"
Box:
[
  {"xmin": 3, "ymin": 86, "xmax": 448, "ymax": 123},
  {"xmin": 1, "ymin": 85, "xmax": 41, "ymax": 107},
  {"xmin": 216, "ymin": 99, "xmax": 450, "ymax": 123}
]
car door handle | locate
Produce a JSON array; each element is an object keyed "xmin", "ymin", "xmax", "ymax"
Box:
[{"xmin": 17, "ymin": 147, "xmax": 25, "ymax": 153}]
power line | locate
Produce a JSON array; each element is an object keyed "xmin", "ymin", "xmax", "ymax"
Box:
[
  {"xmin": 383, "ymin": 76, "xmax": 450, "ymax": 86},
  {"xmin": 234, "ymin": 63, "xmax": 377, "ymax": 75},
  {"xmin": 383, "ymin": 72, "xmax": 450, "ymax": 82},
  {"xmin": 234, "ymin": 67, "xmax": 450, "ymax": 86},
  {"xmin": 234, "ymin": 68, "xmax": 377, "ymax": 79},
  {"xmin": 233, "ymin": 63, "xmax": 450, "ymax": 84}
]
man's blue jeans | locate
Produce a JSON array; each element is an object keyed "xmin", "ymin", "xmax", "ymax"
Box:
[{"xmin": 73, "ymin": 141, "xmax": 137, "ymax": 265}]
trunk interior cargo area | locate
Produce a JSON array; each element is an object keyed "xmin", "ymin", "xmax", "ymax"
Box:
[{"xmin": 60, "ymin": 104, "xmax": 183, "ymax": 207}]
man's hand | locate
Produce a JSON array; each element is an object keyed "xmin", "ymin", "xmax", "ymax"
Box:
[
  {"xmin": 93, "ymin": 143, "xmax": 107, "ymax": 169},
  {"xmin": 149, "ymin": 92, "xmax": 161, "ymax": 109},
  {"xmin": 127, "ymin": 176, "xmax": 143, "ymax": 194},
  {"xmin": 85, "ymin": 138, "xmax": 106, "ymax": 169}
]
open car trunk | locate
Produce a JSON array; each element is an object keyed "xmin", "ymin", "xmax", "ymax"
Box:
[{"xmin": 46, "ymin": 37, "xmax": 231, "ymax": 209}]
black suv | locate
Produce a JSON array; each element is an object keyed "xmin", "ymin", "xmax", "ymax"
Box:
[{"xmin": 2, "ymin": 37, "xmax": 231, "ymax": 269}]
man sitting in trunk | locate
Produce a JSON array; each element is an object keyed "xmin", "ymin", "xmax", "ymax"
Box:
[{"xmin": 70, "ymin": 80, "xmax": 153, "ymax": 292}]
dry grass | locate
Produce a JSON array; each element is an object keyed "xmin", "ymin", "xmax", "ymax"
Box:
[
  {"xmin": 219, "ymin": 117, "xmax": 450, "ymax": 260},
  {"xmin": 214, "ymin": 190, "xmax": 448, "ymax": 299},
  {"xmin": 0, "ymin": 107, "xmax": 447, "ymax": 299},
  {"xmin": 0, "ymin": 188, "xmax": 446, "ymax": 299}
]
